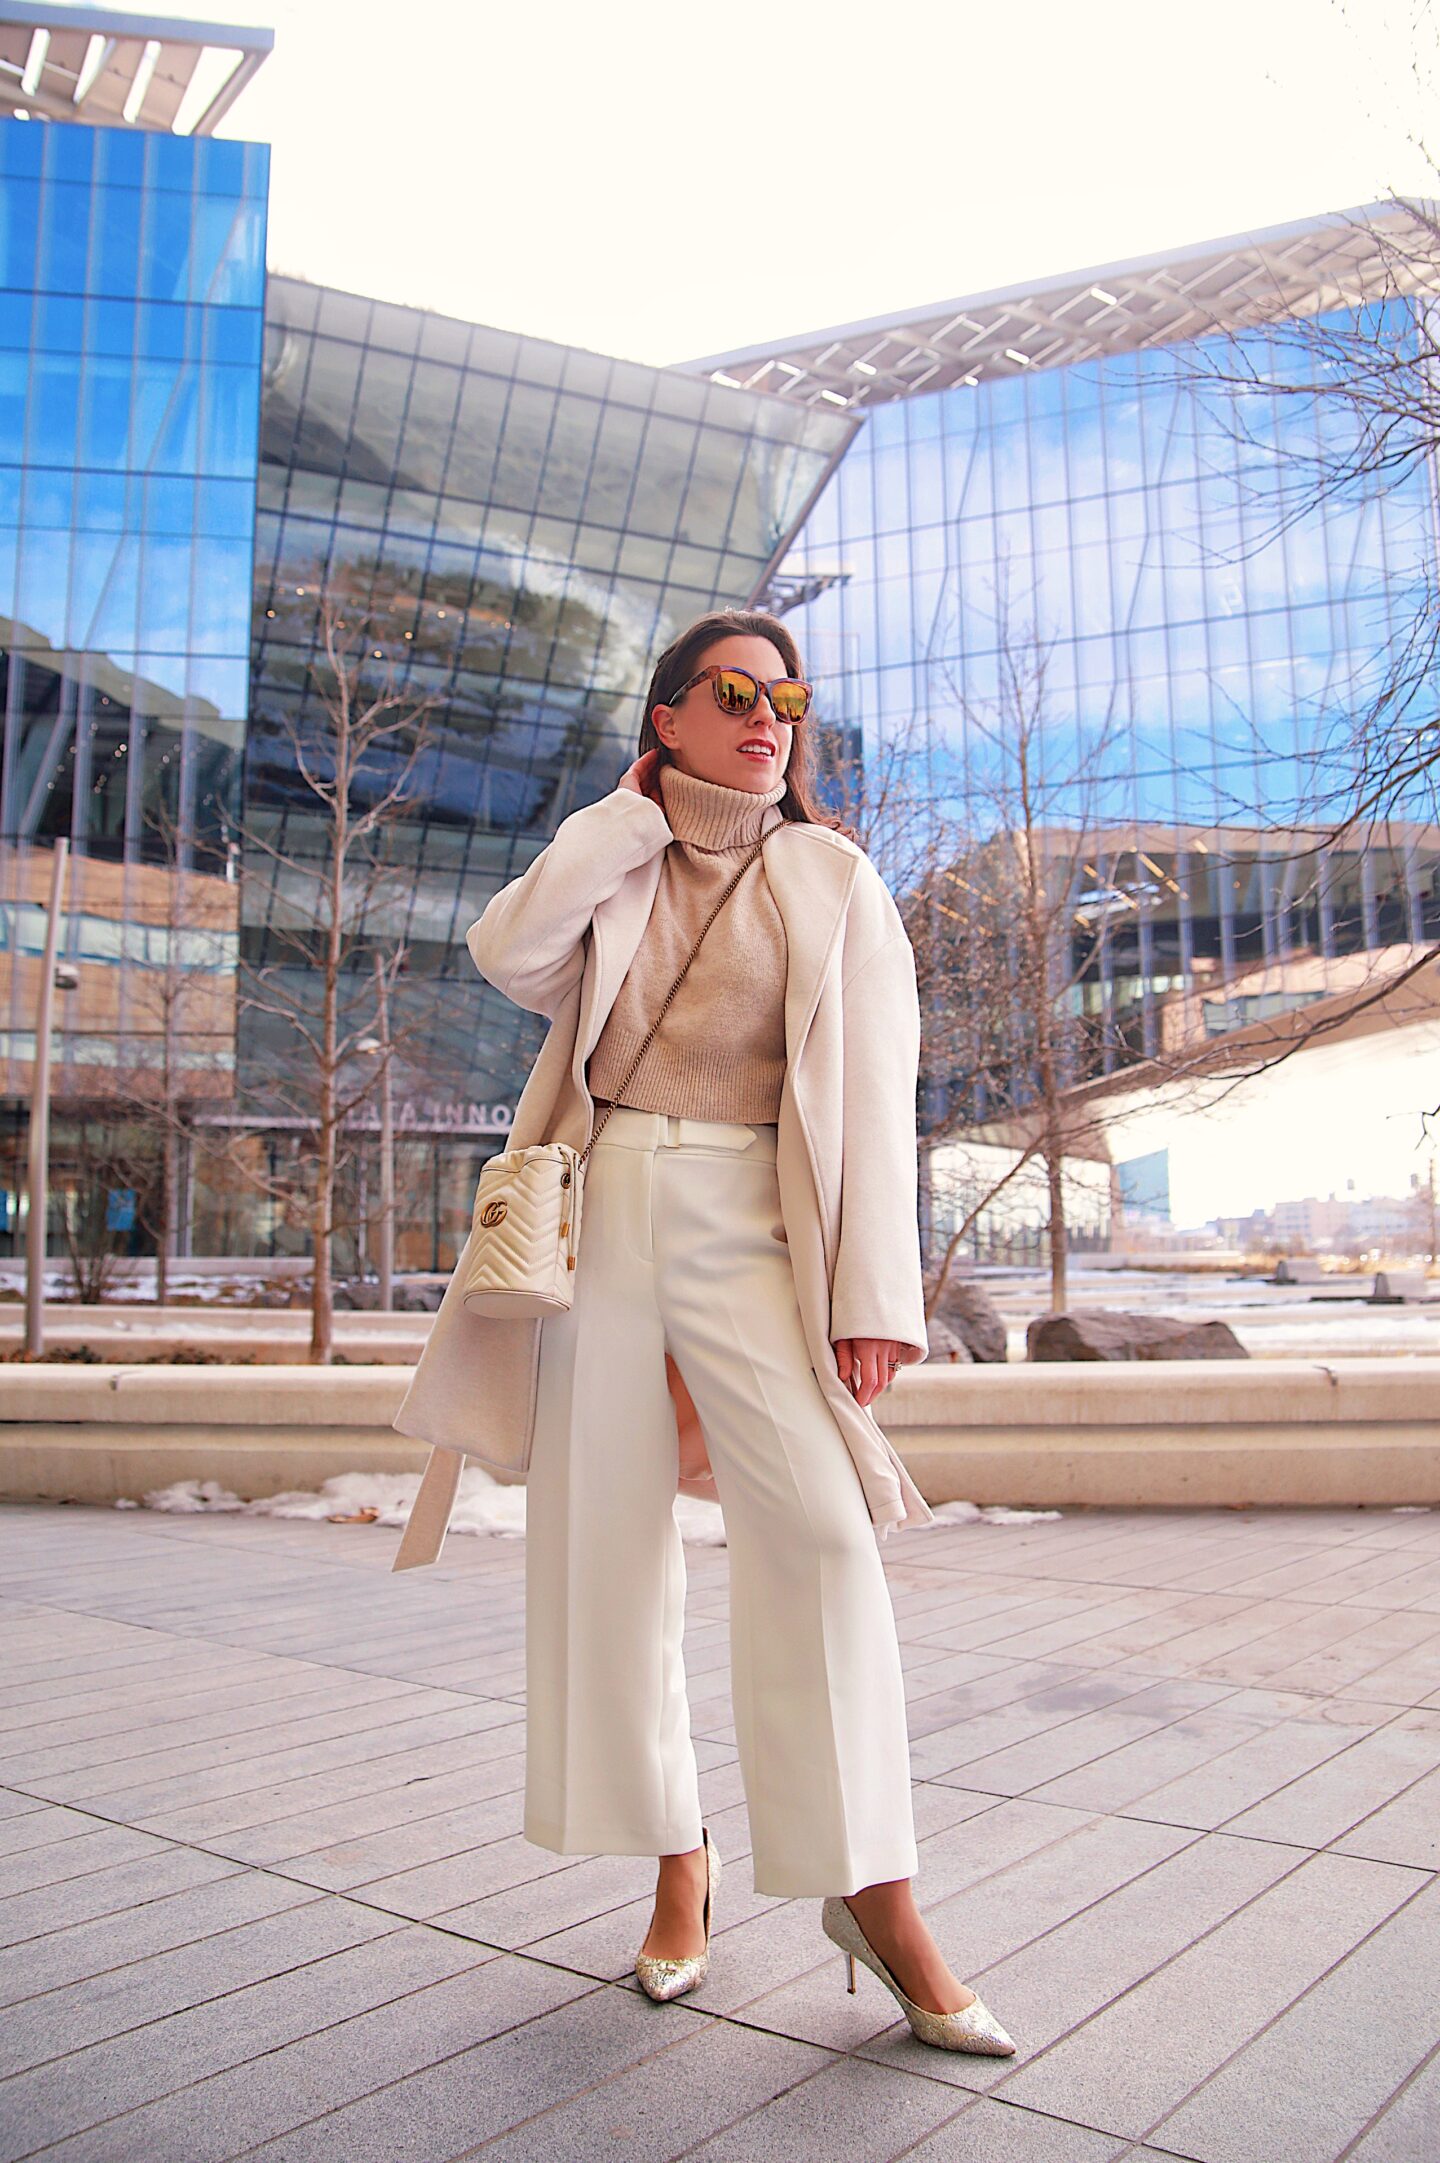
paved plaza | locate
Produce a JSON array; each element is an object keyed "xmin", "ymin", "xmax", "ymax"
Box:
[{"xmin": 0, "ymin": 1497, "xmax": 1437, "ymax": 2161}]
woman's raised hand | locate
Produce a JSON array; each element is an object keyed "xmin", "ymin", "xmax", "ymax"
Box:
[{"xmin": 618, "ymin": 749, "xmax": 663, "ymax": 802}]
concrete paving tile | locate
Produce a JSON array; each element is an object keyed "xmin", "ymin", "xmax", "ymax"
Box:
[
  {"xmin": 0, "ymin": 1866, "xmax": 314, "ymax": 2009},
  {"xmin": 432, "ymin": 1846, "xmax": 667, "ymax": 1947},
  {"xmin": 733, "ymin": 1814, "xmax": 1193, "ymax": 2059},
  {"xmin": 206, "ymin": 1757, "xmax": 528, "ymax": 1873},
  {"xmin": 0, "ymin": 1793, "xmax": 48, "ymax": 1824},
  {"xmin": 995, "ymin": 1847, "xmax": 1425, "ymax": 2134},
  {"xmin": 139, "ymin": 1722, "xmax": 529, "ymax": 1848},
  {"xmin": 1335, "ymin": 1632, "xmax": 1440, "ymax": 1708},
  {"xmin": 22, "ymin": 1948, "xmax": 590, "ymax": 2163},
  {"xmin": 945, "ymin": 1679, "xmax": 1234, "ymax": 1797},
  {"xmin": 1224, "ymin": 1710, "xmax": 1440, "ymax": 1848},
  {"xmin": 269, "ymin": 1790, "xmax": 526, "ymax": 1891},
  {"xmin": 1343, "ymin": 2046, "xmax": 1440, "ymax": 2161},
  {"xmin": 0, "ymin": 1805, "xmax": 115, "ymax": 1859},
  {"xmin": 5, "ymin": 1503, "xmax": 1438, "ymax": 2163},
  {"xmin": 0, "ymin": 1669, "xmax": 423, "ymax": 1782},
  {"xmin": 415, "ymin": 2011, "xmax": 830, "ymax": 2163},
  {"xmin": 670, "ymin": 2048, "xmax": 964, "ymax": 2162},
  {"xmin": 1024, "ymin": 1704, "xmax": 1269, "ymax": 1814},
  {"xmin": 0, "ymin": 1843, "xmax": 241, "ymax": 1951},
  {"xmin": 58, "ymin": 1700, "xmax": 523, "ymax": 1821},
  {"xmin": 902, "ymin": 2096, "xmax": 1132, "ymax": 2161},
  {"xmin": 27, "ymin": 1685, "xmax": 498, "ymax": 1806},
  {"xmin": 945, "ymin": 1830, "xmax": 1304, "ymax": 2091},
  {"xmin": 202, "ymin": 1975, "xmax": 685, "ymax": 2163},
  {"xmin": 0, "ymin": 1658, "xmax": 374, "ymax": 1752},
  {"xmin": 0, "ymin": 1820, "xmax": 171, "ymax": 1898},
  {"xmin": 1332, "ymin": 1760, "xmax": 1440, "ymax": 1868},
  {"xmin": 1118, "ymin": 1707, "xmax": 1385, "ymax": 1830},
  {"xmin": 350, "ymin": 1829, "xmax": 594, "ymax": 1922},
  {"xmin": 1148, "ymin": 1877, "xmax": 1440, "ymax": 2163},
  {"xmin": 910, "ymin": 1670, "xmax": 1162, "ymax": 1781},
  {"xmin": 0, "ymin": 1891, "xmax": 413, "ymax": 2076},
  {"xmin": 0, "ymin": 1923, "xmax": 486, "ymax": 2161}
]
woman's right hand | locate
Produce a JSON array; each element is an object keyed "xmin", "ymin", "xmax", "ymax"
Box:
[{"xmin": 618, "ymin": 748, "xmax": 663, "ymax": 803}]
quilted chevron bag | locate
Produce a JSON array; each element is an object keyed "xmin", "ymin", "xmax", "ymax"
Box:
[{"xmin": 459, "ymin": 813, "xmax": 781, "ymax": 1319}]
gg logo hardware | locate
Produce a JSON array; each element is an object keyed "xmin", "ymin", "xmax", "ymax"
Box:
[{"xmin": 479, "ymin": 1199, "xmax": 508, "ymax": 1228}]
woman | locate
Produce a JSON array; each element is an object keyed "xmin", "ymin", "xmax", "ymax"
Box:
[{"xmin": 390, "ymin": 610, "xmax": 1015, "ymax": 2056}]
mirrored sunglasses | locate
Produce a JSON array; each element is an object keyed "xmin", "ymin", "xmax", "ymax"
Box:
[{"xmin": 671, "ymin": 663, "xmax": 814, "ymax": 726}]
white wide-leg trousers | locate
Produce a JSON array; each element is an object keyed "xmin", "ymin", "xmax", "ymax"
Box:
[{"xmin": 523, "ymin": 1105, "xmax": 919, "ymax": 1898}]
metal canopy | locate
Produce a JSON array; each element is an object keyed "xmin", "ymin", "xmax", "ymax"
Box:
[
  {"xmin": 678, "ymin": 203, "xmax": 1440, "ymax": 410},
  {"xmin": 0, "ymin": 2, "xmax": 271, "ymax": 134}
]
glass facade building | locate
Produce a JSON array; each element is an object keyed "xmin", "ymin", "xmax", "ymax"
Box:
[
  {"xmin": 0, "ymin": 115, "xmax": 266, "ymax": 1126},
  {"xmin": 770, "ymin": 309, "xmax": 1440, "ymax": 1064},
  {"xmin": 3, "ymin": 18, "xmax": 1433, "ymax": 1272},
  {"xmin": 238, "ymin": 275, "xmax": 852, "ymax": 1264}
]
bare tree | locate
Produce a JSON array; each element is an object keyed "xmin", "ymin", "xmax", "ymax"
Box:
[{"xmin": 228, "ymin": 581, "xmax": 440, "ymax": 1363}]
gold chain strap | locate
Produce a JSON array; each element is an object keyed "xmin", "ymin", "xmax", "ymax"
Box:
[{"xmin": 580, "ymin": 810, "xmax": 785, "ymax": 1168}]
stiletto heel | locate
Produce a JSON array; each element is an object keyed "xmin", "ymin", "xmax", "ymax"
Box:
[
  {"xmin": 635, "ymin": 1825, "xmax": 721, "ymax": 2003},
  {"xmin": 844, "ymin": 1951, "xmax": 857, "ymax": 1993},
  {"xmin": 821, "ymin": 1895, "xmax": 1016, "ymax": 2055}
]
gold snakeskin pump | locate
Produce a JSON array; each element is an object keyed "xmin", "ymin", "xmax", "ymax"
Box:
[
  {"xmin": 634, "ymin": 1825, "xmax": 721, "ymax": 2003},
  {"xmin": 821, "ymin": 1895, "xmax": 1016, "ymax": 2055}
]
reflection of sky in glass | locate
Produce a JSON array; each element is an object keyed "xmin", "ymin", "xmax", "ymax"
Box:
[
  {"xmin": 0, "ymin": 120, "xmax": 266, "ymax": 745},
  {"xmin": 781, "ymin": 300, "xmax": 1434, "ymax": 837}
]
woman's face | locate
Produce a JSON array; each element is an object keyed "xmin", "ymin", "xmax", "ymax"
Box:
[{"xmin": 650, "ymin": 634, "xmax": 797, "ymax": 794}]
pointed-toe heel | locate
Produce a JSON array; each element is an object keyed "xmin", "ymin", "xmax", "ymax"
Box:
[
  {"xmin": 820, "ymin": 1895, "xmax": 1016, "ymax": 2056},
  {"xmin": 635, "ymin": 1825, "xmax": 721, "ymax": 2003}
]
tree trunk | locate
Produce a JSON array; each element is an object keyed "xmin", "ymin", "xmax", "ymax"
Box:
[
  {"xmin": 1046, "ymin": 1141, "xmax": 1068, "ymax": 1312},
  {"xmin": 311, "ymin": 788, "xmax": 346, "ymax": 1367}
]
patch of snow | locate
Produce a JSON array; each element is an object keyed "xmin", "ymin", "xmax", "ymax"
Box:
[
  {"xmin": 930, "ymin": 1500, "xmax": 1063, "ymax": 1525},
  {"xmin": 134, "ymin": 1466, "xmax": 728, "ymax": 1545}
]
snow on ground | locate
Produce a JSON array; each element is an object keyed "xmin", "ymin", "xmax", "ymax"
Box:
[{"xmin": 131, "ymin": 1472, "xmax": 1066, "ymax": 1543}]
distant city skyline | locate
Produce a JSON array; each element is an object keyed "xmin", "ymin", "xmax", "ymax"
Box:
[{"xmin": 66, "ymin": 0, "xmax": 1440, "ymax": 366}]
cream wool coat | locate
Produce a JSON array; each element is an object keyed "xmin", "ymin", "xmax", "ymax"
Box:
[{"xmin": 390, "ymin": 784, "xmax": 935, "ymax": 1570}]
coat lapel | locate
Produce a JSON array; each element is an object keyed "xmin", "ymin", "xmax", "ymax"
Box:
[{"xmin": 763, "ymin": 826, "xmax": 859, "ymax": 1070}]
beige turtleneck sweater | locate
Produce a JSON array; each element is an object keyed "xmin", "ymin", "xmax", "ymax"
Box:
[{"xmin": 586, "ymin": 761, "xmax": 790, "ymax": 1123}]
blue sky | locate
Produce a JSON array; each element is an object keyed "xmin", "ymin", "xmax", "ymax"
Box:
[{"xmin": 88, "ymin": 0, "xmax": 1440, "ymax": 363}]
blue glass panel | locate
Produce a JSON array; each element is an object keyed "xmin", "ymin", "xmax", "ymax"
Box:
[
  {"xmin": 196, "ymin": 475, "xmax": 256, "ymax": 537},
  {"xmin": 137, "ymin": 298, "xmax": 190, "ymax": 361},
  {"xmin": 144, "ymin": 133, "xmax": 198, "ymax": 194},
  {"xmin": 199, "ymin": 363, "xmax": 260, "ymax": 476},
  {"xmin": 0, "ymin": 290, "xmax": 30, "ymax": 349},
  {"xmin": 75, "ymin": 471, "xmax": 130, "ymax": 531},
  {"xmin": 20, "ymin": 467, "xmax": 74, "ymax": 528},
  {"xmin": 0, "ymin": 120, "xmax": 44, "ymax": 180},
  {"xmin": 90, "ymin": 296, "xmax": 136, "ymax": 356},
  {"xmin": 144, "ymin": 474, "xmax": 199, "ymax": 535},
  {"xmin": 38, "ymin": 180, "xmax": 92, "ymax": 293},
  {"xmin": 28, "ymin": 352, "xmax": 82, "ymax": 464},
  {"xmin": 93, "ymin": 183, "xmax": 142, "ymax": 298},
  {"xmin": 95, "ymin": 128, "xmax": 145, "ymax": 188},
  {"xmin": 139, "ymin": 195, "xmax": 195, "ymax": 305},
  {"xmin": 0, "ymin": 175, "xmax": 40, "ymax": 290},
  {"xmin": 44, "ymin": 124, "xmax": 95, "ymax": 184},
  {"xmin": 35, "ymin": 293, "xmax": 84, "ymax": 352}
]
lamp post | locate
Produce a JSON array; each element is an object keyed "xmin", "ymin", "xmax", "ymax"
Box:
[
  {"xmin": 25, "ymin": 839, "xmax": 72, "ymax": 1359},
  {"xmin": 357, "ymin": 951, "xmax": 394, "ymax": 1312}
]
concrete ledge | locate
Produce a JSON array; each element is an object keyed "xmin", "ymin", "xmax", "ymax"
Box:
[{"xmin": 3, "ymin": 1359, "xmax": 1439, "ymax": 1509}]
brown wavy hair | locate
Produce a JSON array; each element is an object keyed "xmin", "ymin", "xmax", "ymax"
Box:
[{"xmin": 638, "ymin": 609, "xmax": 849, "ymax": 835}]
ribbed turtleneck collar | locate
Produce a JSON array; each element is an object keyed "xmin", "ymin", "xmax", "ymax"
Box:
[{"xmin": 658, "ymin": 761, "xmax": 787, "ymax": 851}]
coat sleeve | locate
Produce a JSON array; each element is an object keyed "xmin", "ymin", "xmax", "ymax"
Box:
[
  {"xmin": 828, "ymin": 924, "xmax": 930, "ymax": 1363},
  {"xmin": 467, "ymin": 787, "xmax": 672, "ymax": 1016}
]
